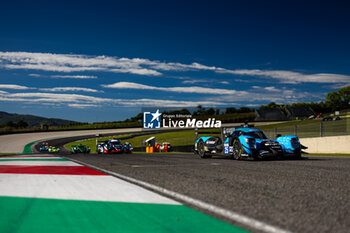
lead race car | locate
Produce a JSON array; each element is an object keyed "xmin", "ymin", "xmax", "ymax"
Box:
[{"xmin": 194, "ymin": 124, "xmax": 306, "ymax": 160}]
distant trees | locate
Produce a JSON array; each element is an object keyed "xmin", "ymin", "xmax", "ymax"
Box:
[
  {"xmin": 259, "ymin": 102, "xmax": 280, "ymax": 110},
  {"xmin": 193, "ymin": 106, "xmax": 222, "ymax": 116},
  {"xmin": 41, "ymin": 121, "xmax": 50, "ymax": 130},
  {"xmin": 0, "ymin": 120, "xmax": 29, "ymax": 129},
  {"xmin": 258, "ymin": 86, "xmax": 350, "ymax": 113},
  {"xmin": 119, "ymin": 86, "xmax": 350, "ymax": 124},
  {"xmin": 326, "ymin": 86, "xmax": 350, "ymax": 111},
  {"xmin": 225, "ymin": 107, "xmax": 253, "ymax": 114},
  {"xmin": 127, "ymin": 113, "xmax": 143, "ymax": 122},
  {"xmin": 238, "ymin": 107, "xmax": 253, "ymax": 113},
  {"xmin": 16, "ymin": 120, "xmax": 28, "ymax": 128},
  {"xmin": 225, "ymin": 107, "xmax": 237, "ymax": 114},
  {"xmin": 205, "ymin": 108, "xmax": 215, "ymax": 116}
]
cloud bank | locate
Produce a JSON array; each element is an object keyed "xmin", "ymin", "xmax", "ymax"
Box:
[
  {"xmin": 102, "ymin": 82, "xmax": 247, "ymax": 95},
  {"xmin": 0, "ymin": 91, "xmax": 235, "ymax": 108},
  {"xmin": 1, "ymin": 51, "xmax": 349, "ymax": 83},
  {"xmin": 0, "ymin": 84, "xmax": 32, "ymax": 90}
]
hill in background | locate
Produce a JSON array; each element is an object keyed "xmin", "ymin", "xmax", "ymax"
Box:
[{"xmin": 0, "ymin": 111, "xmax": 79, "ymax": 127}]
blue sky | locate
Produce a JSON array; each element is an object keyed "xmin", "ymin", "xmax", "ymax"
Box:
[{"xmin": 0, "ymin": 0, "xmax": 349, "ymax": 122}]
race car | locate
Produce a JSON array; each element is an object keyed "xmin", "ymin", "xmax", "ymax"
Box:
[
  {"xmin": 97, "ymin": 139, "xmax": 124, "ymax": 154},
  {"xmin": 70, "ymin": 144, "xmax": 90, "ymax": 154},
  {"xmin": 48, "ymin": 146, "xmax": 60, "ymax": 153},
  {"xmin": 195, "ymin": 126, "xmax": 306, "ymax": 160},
  {"xmin": 160, "ymin": 142, "xmax": 171, "ymax": 152},
  {"xmin": 123, "ymin": 142, "xmax": 133, "ymax": 153},
  {"xmin": 39, "ymin": 143, "xmax": 49, "ymax": 151}
]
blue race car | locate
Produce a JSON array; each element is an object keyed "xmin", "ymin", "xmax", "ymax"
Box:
[
  {"xmin": 194, "ymin": 126, "xmax": 306, "ymax": 160},
  {"xmin": 39, "ymin": 142, "xmax": 49, "ymax": 152}
]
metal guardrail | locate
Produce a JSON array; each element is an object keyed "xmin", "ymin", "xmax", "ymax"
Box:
[{"xmin": 263, "ymin": 118, "xmax": 349, "ymax": 139}]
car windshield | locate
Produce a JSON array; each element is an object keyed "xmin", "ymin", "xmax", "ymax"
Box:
[
  {"xmin": 110, "ymin": 141, "xmax": 121, "ymax": 145},
  {"xmin": 243, "ymin": 131, "xmax": 267, "ymax": 139}
]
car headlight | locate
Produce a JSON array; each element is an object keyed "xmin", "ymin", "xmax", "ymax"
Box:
[{"xmin": 245, "ymin": 138, "xmax": 256, "ymax": 148}]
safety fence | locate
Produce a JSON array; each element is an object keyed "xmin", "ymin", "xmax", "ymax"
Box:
[{"xmin": 263, "ymin": 118, "xmax": 350, "ymax": 139}]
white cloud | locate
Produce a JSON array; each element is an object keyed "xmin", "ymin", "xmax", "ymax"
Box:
[
  {"xmin": 50, "ymin": 75, "xmax": 98, "ymax": 79},
  {"xmin": 68, "ymin": 103, "xmax": 99, "ymax": 108},
  {"xmin": 1, "ymin": 51, "xmax": 349, "ymax": 84},
  {"xmin": 102, "ymin": 82, "xmax": 247, "ymax": 95},
  {"xmin": 0, "ymin": 84, "xmax": 31, "ymax": 90},
  {"xmin": 264, "ymin": 86, "xmax": 280, "ymax": 92},
  {"xmin": 8, "ymin": 92, "xmax": 109, "ymax": 103},
  {"xmin": 0, "ymin": 91, "xmax": 236, "ymax": 108},
  {"xmin": 3, "ymin": 63, "xmax": 106, "ymax": 73},
  {"xmin": 182, "ymin": 80, "xmax": 208, "ymax": 84},
  {"xmin": 40, "ymin": 87, "xmax": 102, "ymax": 93},
  {"xmin": 109, "ymin": 68, "xmax": 161, "ymax": 76},
  {"xmin": 182, "ymin": 79, "xmax": 229, "ymax": 85},
  {"xmin": 28, "ymin": 73, "xmax": 41, "ymax": 77},
  {"xmin": 252, "ymin": 85, "xmax": 282, "ymax": 92},
  {"xmin": 217, "ymin": 69, "xmax": 350, "ymax": 84},
  {"xmin": 327, "ymin": 83, "xmax": 350, "ymax": 89},
  {"xmin": 0, "ymin": 52, "xmax": 161, "ymax": 76}
]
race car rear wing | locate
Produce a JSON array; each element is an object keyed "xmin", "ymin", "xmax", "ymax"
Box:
[
  {"xmin": 195, "ymin": 123, "xmax": 255, "ymax": 141},
  {"xmin": 194, "ymin": 128, "xmax": 220, "ymax": 141},
  {"xmin": 195, "ymin": 127, "xmax": 236, "ymax": 142}
]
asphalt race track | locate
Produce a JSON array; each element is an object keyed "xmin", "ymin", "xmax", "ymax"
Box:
[{"xmin": 63, "ymin": 153, "xmax": 350, "ymax": 233}]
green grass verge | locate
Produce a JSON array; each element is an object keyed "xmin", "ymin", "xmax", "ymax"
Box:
[
  {"xmin": 22, "ymin": 140, "xmax": 41, "ymax": 154},
  {"xmin": 0, "ymin": 153, "xmax": 15, "ymax": 156},
  {"xmin": 65, "ymin": 134, "xmax": 133, "ymax": 154},
  {"xmin": 64, "ymin": 130, "xmax": 215, "ymax": 153}
]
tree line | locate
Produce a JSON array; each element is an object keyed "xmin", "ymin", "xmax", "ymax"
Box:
[
  {"xmin": 124, "ymin": 85, "xmax": 349, "ymax": 121},
  {"xmin": 0, "ymin": 120, "xmax": 29, "ymax": 129},
  {"xmin": 259, "ymin": 85, "xmax": 349, "ymax": 113}
]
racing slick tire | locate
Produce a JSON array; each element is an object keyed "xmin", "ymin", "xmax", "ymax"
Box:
[
  {"xmin": 294, "ymin": 150, "xmax": 302, "ymax": 159},
  {"xmin": 232, "ymin": 139, "xmax": 242, "ymax": 160},
  {"xmin": 198, "ymin": 141, "xmax": 211, "ymax": 159}
]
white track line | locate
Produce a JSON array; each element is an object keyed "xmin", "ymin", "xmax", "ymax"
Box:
[
  {"xmin": 67, "ymin": 157, "xmax": 292, "ymax": 233},
  {"xmin": 0, "ymin": 174, "xmax": 179, "ymax": 204}
]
